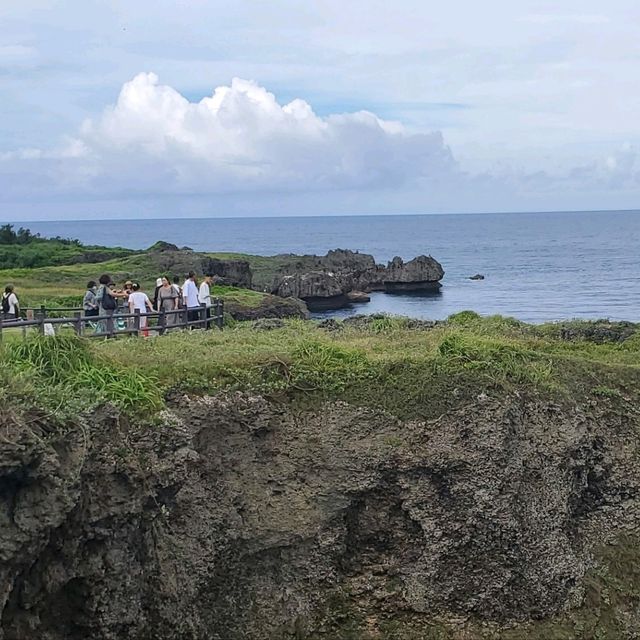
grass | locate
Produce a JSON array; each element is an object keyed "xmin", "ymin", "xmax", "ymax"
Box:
[
  {"xmin": 1, "ymin": 335, "xmax": 162, "ymax": 422},
  {"xmin": 3, "ymin": 315, "xmax": 639, "ymax": 425},
  {"xmin": 79, "ymin": 314, "xmax": 640, "ymax": 420}
]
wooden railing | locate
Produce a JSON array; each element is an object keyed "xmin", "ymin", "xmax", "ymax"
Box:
[{"xmin": 0, "ymin": 300, "xmax": 224, "ymax": 342}]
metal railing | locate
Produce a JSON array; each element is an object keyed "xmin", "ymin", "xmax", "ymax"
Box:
[{"xmin": 0, "ymin": 300, "xmax": 224, "ymax": 342}]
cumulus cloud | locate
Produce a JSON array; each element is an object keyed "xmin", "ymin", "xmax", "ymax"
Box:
[
  {"xmin": 0, "ymin": 72, "xmax": 457, "ymax": 199},
  {"xmin": 2, "ymin": 72, "xmax": 640, "ymax": 218}
]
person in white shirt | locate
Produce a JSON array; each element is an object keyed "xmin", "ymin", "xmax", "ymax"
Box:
[
  {"xmin": 182, "ymin": 271, "xmax": 201, "ymax": 327},
  {"xmin": 128, "ymin": 283, "xmax": 153, "ymax": 336},
  {"xmin": 198, "ymin": 274, "xmax": 214, "ymax": 329},
  {"xmin": 2, "ymin": 285, "xmax": 19, "ymax": 320}
]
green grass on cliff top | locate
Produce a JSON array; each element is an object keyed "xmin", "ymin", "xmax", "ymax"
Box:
[{"xmin": 3, "ymin": 312, "xmax": 638, "ymax": 424}]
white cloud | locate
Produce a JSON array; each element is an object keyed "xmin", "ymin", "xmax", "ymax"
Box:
[
  {"xmin": 3, "ymin": 72, "xmax": 457, "ymax": 197},
  {"xmin": 1, "ymin": 70, "xmax": 640, "ymax": 218}
]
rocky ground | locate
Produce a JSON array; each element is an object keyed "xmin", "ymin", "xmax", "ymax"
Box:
[{"xmin": 2, "ymin": 382, "xmax": 639, "ymax": 639}]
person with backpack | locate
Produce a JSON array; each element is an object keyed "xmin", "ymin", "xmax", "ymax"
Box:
[
  {"xmin": 83, "ymin": 281, "xmax": 99, "ymax": 317},
  {"xmin": 1, "ymin": 285, "xmax": 19, "ymax": 320},
  {"xmin": 96, "ymin": 274, "xmax": 125, "ymax": 335}
]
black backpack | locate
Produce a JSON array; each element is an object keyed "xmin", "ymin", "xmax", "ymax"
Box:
[
  {"xmin": 1, "ymin": 294, "xmax": 10, "ymax": 314},
  {"xmin": 101, "ymin": 285, "xmax": 117, "ymax": 311}
]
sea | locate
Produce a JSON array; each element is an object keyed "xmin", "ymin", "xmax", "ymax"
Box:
[{"xmin": 22, "ymin": 210, "xmax": 640, "ymax": 324}]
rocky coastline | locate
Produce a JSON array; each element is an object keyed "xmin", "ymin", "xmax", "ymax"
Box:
[
  {"xmin": 143, "ymin": 245, "xmax": 446, "ymax": 313},
  {"xmin": 267, "ymin": 249, "xmax": 445, "ymax": 311}
]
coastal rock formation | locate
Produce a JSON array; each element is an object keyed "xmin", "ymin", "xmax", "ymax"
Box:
[
  {"xmin": 346, "ymin": 290, "xmax": 371, "ymax": 303},
  {"xmin": 2, "ymin": 390, "xmax": 639, "ymax": 639},
  {"xmin": 383, "ymin": 255, "xmax": 445, "ymax": 292},
  {"xmin": 224, "ymin": 294, "xmax": 309, "ymax": 321},
  {"xmin": 269, "ymin": 249, "xmax": 445, "ymax": 308},
  {"xmin": 147, "ymin": 250, "xmax": 253, "ymax": 288},
  {"xmin": 146, "ymin": 240, "xmax": 181, "ymax": 252},
  {"xmin": 272, "ymin": 271, "xmax": 349, "ymax": 311}
]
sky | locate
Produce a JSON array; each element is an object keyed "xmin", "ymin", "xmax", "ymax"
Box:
[{"xmin": 1, "ymin": 0, "xmax": 639, "ymax": 220}]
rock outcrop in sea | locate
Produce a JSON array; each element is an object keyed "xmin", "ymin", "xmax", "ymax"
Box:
[{"xmin": 270, "ymin": 249, "xmax": 444, "ymax": 310}]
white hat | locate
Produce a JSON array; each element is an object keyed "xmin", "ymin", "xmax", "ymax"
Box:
[{"xmin": 156, "ymin": 277, "xmax": 163, "ymax": 287}]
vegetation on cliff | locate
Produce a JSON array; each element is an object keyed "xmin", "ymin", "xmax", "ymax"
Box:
[
  {"xmin": 3, "ymin": 313, "xmax": 639, "ymax": 424},
  {"xmin": 0, "ymin": 223, "xmax": 133, "ymax": 269}
]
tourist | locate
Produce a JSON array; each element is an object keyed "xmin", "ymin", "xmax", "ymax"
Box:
[
  {"xmin": 122, "ymin": 280, "xmax": 133, "ymax": 306},
  {"xmin": 82, "ymin": 281, "xmax": 99, "ymax": 317},
  {"xmin": 1, "ymin": 285, "xmax": 19, "ymax": 320},
  {"xmin": 157, "ymin": 276, "xmax": 179, "ymax": 326},
  {"xmin": 182, "ymin": 271, "xmax": 201, "ymax": 326},
  {"xmin": 119, "ymin": 280, "xmax": 134, "ymax": 330},
  {"xmin": 152, "ymin": 277, "xmax": 163, "ymax": 310},
  {"xmin": 172, "ymin": 275, "xmax": 182, "ymax": 300},
  {"xmin": 128, "ymin": 283, "xmax": 154, "ymax": 336},
  {"xmin": 96, "ymin": 274, "xmax": 125, "ymax": 334},
  {"xmin": 198, "ymin": 273, "xmax": 214, "ymax": 329}
]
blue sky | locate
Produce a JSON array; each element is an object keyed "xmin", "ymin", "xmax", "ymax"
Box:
[{"xmin": 1, "ymin": 0, "xmax": 639, "ymax": 220}]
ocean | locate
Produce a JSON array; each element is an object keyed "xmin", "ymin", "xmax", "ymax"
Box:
[{"xmin": 22, "ymin": 210, "xmax": 640, "ymax": 323}]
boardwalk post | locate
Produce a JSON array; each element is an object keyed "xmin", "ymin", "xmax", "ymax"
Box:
[
  {"xmin": 159, "ymin": 309, "xmax": 166, "ymax": 336},
  {"xmin": 0, "ymin": 316, "xmax": 3, "ymax": 343},
  {"xmin": 134, "ymin": 309, "xmax": 141, "ymax": 335},
  {"xmin": 73, "ymin": 311, "xmax": 83, "ymax": 336},
  {"xmin": 37, "ymin": 305, "xmax": 45, "ymax": 335},
  {"xmin": 217, "ymin": 299, "xmax": 224, "ymax": 330}
]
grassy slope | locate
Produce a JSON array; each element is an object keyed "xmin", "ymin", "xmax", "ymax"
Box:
[
  {"xmin": 0, "ymin": 236, "xmax": 134, "ymax": 270},
  {"xmin": 5, "ymin": 313, "xmax": 638, "ymax": 422},
  {"xmin": 2, "ymin": 314, "xmax": 640, "ymax": 638}
]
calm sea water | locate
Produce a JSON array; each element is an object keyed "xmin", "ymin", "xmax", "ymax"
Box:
[{"xmin": 22, "ymin": 211, "xmax": 640, "ymax": 323}]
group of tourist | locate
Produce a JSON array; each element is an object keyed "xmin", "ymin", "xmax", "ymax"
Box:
[
  {"xmin": 1, "ymin": 272, "xmax": 218, "ymax": 335},
  {"xmin": 84, "ymin": 272, "xmax": 218, "ymax": 334}
]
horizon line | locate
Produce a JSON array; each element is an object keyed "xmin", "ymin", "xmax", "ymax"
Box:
[{"xmin": 5, "ymin": 207, "xmax": 640, "ymax": 225}]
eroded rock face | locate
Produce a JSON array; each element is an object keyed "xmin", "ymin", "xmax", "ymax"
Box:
[
  {"xmin": 2, "ymin": 394, "xmax": 639, "ymax": 639},
  {"xmin": 272, "ymin": 271, "xmax": 349, "ymax": 311},
  {"xmin": 225, "ymin": 294, "xmax": 309, "ymax": 321},
  {"xmin": 269, "ymin": 249, "xmax": 445, "ymax": 304},
  {"xmin": 383, "ymin": 255, "xmax": 445, "ymax": 292},
  {"xmin": 147, "ymin": 251, "xmax": 253, "ymax": 288}
]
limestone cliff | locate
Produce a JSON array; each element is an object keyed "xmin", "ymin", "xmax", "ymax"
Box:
[{"xmin": 2, "ymin": 389, "xmax": 639, "ymax": 639}]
